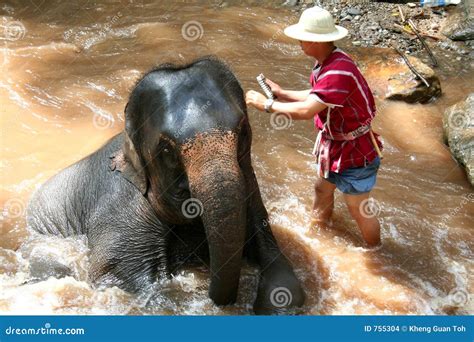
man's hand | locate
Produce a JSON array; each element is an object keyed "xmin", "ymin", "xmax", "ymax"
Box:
[
  {"xmin": 245, "ymin": 90, "xmax": 267, "ymax": 112},
  {"xmin": 265, "ymin": 78, "xmax": 282, "ymax": 97}
]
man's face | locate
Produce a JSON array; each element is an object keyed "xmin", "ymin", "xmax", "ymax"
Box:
[{"xmin": 299, "ymin": 40, "xmax": 320, "ymax": 56}]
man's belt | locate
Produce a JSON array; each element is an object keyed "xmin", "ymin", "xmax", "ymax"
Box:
[{"xmin": 322, "ymin": 124, "xmax": 371, "ymax": 141}]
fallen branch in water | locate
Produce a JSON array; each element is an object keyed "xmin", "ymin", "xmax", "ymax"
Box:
[
  {"xmin": 393, "ymin": 47, "xmax": 430, "ymax": 88},
  {"xmin": 408, "ymin": 19, "xmax": 438, "ymax": 67}
]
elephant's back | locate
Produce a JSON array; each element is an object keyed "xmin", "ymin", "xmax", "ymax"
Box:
[{"xmin": 27, "ymin": 133, "xmax": 126, "ymax": 237}]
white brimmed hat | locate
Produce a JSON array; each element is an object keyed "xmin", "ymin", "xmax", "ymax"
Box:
[{"xmin": 284, "ymin": 6, "xmax": 348, "ymax": 42}]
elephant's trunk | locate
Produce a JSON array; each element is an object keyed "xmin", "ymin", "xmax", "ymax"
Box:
[{"xmin": 181, "ymin": 132, "xmax": 246, "ymax": 305}]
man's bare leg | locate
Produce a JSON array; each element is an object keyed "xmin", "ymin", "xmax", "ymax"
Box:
[
  {"xmin": 343, "ymin": 192, "xmax": 381, "ymax": 247},
  {"xmin": 311, "ymin": 176, "xmax": 336, "ymax": 226}
]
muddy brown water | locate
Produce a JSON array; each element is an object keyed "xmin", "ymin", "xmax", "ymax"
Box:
[{"xmin": 1, "ymin": 1, "xmax": 473, "ymax": 315}]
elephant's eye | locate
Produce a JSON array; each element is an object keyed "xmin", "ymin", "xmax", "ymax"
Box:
[{"xmin": 159, "ymin": 143, "xmax": 180, "ymax": 169}]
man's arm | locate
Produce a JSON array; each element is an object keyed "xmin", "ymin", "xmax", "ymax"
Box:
[
  {"xmin": 272, "ymin": 95, "xmax": 327, "ymax": 120},
  {"xmin": 277, "ymin": 89, "xmax": 312, "ymax": 102},
  {"xmin": 265, "ymin": 79, "xmax": 311, "ymax": 102},
  {"xmin": 245, "ymin": 90, "xmax": 327, "ymax": 120}
]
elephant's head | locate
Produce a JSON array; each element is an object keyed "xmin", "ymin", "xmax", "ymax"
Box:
[{"xmin": 111, "ymin": 57, "xmax": 250, "ymax": 305}]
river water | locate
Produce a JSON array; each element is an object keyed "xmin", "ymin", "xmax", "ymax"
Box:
[{"xmin": 1, "ymin": 1, "xmax": 473, "ymax": 315}]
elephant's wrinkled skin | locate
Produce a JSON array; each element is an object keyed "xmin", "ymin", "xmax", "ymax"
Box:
[{"xmin": 27, "ymin": 57, "xmax": 305, "ymax": 314}]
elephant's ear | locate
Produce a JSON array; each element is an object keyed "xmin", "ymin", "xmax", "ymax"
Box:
[{"xmin": 110, "ymin": 132, "xmax": 148, "ymax": 195}]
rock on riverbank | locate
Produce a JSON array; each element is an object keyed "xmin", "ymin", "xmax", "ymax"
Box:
[
  {"xmin": 443, "ymin": 93, "xmax": 474, "ymax": 186},
  {"xmin": 385, "ymin": 53, "xmax": 442, "ymax": 103},
  {"xmin": 441, "ymin": 0, "xmax": 474, "ymax": 41},
  {"xmin": 345, "ymin": 46, "xmax": 442, "ymax": 103}
]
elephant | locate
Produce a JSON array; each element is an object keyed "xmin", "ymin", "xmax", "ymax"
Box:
[{"xmin": 26, "ymin": 56, "xmax": 305, "ymax": 314}]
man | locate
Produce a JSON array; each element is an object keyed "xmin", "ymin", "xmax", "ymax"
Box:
[{"xmin": 245, "ymin": 6, "xmax": 383, "ymax": 247}]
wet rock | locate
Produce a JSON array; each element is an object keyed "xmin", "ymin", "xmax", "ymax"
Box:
[
  {"xmin": 442, "ymin": 93, "xmax": 474, "ymax": 186},
  {"xmin": 282, "ymin": 0, "xmax": 299, "ymax": 6},
  {"xmin": 347, "ymin": 7, "xmax": 361, "ymax": 16},
  {"xmin": 441, "ymin": 2, "xmax": 474, "ymax": 41},
  {"xmin": 385, "ymin": 54, "xmax": 441, "ymax": 103}
]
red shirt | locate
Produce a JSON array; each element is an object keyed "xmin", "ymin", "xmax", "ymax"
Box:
[{"xmin": 310, "ymin": 48, "xmax": 382, "ymax": 173}]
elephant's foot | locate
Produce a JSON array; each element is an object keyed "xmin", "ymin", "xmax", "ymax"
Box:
[{"xmin": 253, "ymin": 260, "xmax": 305, "ymax": 315}]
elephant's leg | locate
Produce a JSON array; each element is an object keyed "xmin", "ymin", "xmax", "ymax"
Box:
[
  {"xmin": 242, "ymin": 160, "xmax": 305, "ymax": 314},
  {"xmin": 87, "ymin": 194, "xmax": 170, "ymax": 294},
  {"xmin": 89, "ymin": 243, "xmax": 161, "ymax": 293},
  {"xmin": 88, "ymin": 226, "xmax": 170, "ymax": 294}
]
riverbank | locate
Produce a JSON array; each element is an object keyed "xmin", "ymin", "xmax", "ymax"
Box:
[{"xmin": 281, "ymin": 1, "xmax": 473, "ymax": 71}]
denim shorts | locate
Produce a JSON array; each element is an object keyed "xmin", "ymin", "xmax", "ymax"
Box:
[{"xmin": 324, "ymin": 157, "xmax": 381, "ymax": 195}]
